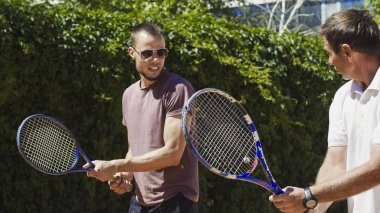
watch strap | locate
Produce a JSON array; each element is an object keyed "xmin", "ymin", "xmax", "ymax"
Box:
[
  {"xmin": 304, "ymin": 187, "xmax": 313, "ymax": 199},
  {"xmin": 303, "ymin": 187, "xmax": 318, "ymax": 209}
]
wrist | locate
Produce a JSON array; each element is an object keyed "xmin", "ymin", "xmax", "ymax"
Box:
[
  {"xmin": 110, "ymin": 160, "xmax": 120, "ymax": 174},
  {"xmin": 113, "ymin": 158, "xmax": 130, "ymax": 173},
  {"xmin": 303, "ymin": 186, "xmax": 318, "ymax": 209}
]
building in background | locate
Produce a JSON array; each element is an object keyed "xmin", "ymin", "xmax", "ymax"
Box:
[
  {"xmin": 228, "ymin": 0, "xmax": 365, "ymax": 34},
  {"xmin": 33, "ymin": 0, "xmax": 62, "ymax": 5},
  {"xmin": 303, "ymin": 0, "xmax": 364, "ymax": 28}
]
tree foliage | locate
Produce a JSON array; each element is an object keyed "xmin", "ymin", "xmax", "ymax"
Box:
[
  {"xmin": 366, "ymin": 0, "xmax": 380, "ymax": 23},
  {"xmin": 1, "ymin": 0, "xmax": 345, "ymax": 212}
]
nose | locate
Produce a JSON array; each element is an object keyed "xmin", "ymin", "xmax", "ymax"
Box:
[{"xmin": 151, "ymin": 54, "xmax": 160, "ymax": 61}]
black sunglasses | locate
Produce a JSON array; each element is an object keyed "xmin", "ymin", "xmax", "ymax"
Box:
[{"xmin": 132, "ymin": 47, "xmax": 169, "ymax": 60}]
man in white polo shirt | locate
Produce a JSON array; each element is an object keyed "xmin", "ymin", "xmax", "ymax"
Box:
[{"xmin": 270, "ymin": 9, "xmax": 380, "ymax": 213}]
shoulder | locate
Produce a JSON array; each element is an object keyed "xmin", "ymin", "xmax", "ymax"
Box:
[
  {"xmin": 333, "ymin": 80, "xmax": 352, "ymax": 100},
  {"xmin": 166, "ymin": 72, "xmax": 192, "ymax": 85},
  {"xmin": 330, "ymin": 80, "xmax": 353, "ymax": 112},
  {"xmin": 163, "ymin": 72, "xmax": 194, "ymax": 92},
  {"xmin": 123, "ymin": 81, "xmax": 140, "ymax": 98}
]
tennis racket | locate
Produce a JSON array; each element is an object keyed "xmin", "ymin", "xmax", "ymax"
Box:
[
  {"xmin": 16, "ymin": 114, "xmax": 132, "ymax": 189},
  {"xmin": 17, "ymin": 114, "xmax": 96, "ymax": 175},
  {"xmin": 182, "ymin": 88, "xmax": 283, "ymax": 195}
]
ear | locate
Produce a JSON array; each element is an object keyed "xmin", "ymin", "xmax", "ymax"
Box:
[
  {"xmin": 341, "ymin": 44, "xmax": 353, "ymax": 62},
  {"xmin": 128, "ymin": 47, "xmax": 135, "ymax": 59}
]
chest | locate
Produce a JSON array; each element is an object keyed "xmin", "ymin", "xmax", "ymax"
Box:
[
  {"xmin": 122, "ymin": 90, "xmax": 167, "ymax": 150},
  {"xmin": 342, "ymin": 90, "xmax": 380, "ymax": 130},
  {"xmin": 128, "ymin": 91, "xmax": 164, "ymax": 116}
]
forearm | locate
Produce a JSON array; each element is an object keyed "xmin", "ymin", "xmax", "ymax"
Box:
[
  {"xmin": 312, "ymin": 159, "xmax": 346, "ymax": 212},
  {"xmin": 315, "ymin": 160, "xmax": 346, "ymax": 184},
  {"xmin": 308, "ymin": 146, "xmax": 347, "ymax": 212},
  {"xmin": 114, "ymin": 116, "xmax": 186, "ymax": 172},
  {"xmin": 311, "ymin": 160, "xmax": 380, "ymax": 203},
  {"xmin": 112, "ymin": 145, "xmax": 184, "ymax": 172}
]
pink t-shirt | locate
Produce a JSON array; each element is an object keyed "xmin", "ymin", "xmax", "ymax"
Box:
[{"xmin": 122, "ymin": 71, "xmax": 199, "ymax": 206}]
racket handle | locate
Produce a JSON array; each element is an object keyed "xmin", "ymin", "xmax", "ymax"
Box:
[{"xmin": 272, "ymin": 184, "xmax": 284, "ymax": 195}]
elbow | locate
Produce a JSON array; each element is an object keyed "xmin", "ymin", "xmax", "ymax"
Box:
[
  {"xmin": 171, "ymin": 154, "xmax": 182, "ymax": 167},
  {"xmin": 169, "ymin": 150, "xmax": 183, "ymax": 167},
  {"xmin": 172, "ymin": 160, "xmax": 181, "ymax": 167}
]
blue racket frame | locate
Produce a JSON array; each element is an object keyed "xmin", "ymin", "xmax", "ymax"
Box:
[
  {"xmin": 182, "ymin": 88, "xmax": 283, "ymax": 195},
  {"xmin": 17, "ymin": 114, "xmax": 95, "ymax": 175}
]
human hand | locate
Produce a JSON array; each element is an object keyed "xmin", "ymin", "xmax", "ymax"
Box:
[
  {"xmin": 108, "ymin": 172, "xmax": 134, "ymax": 194},
  {"xmin": 83, "ymin": 160, "xmax": 117, "ymax": 182},
  {"xmin": 269, "ymin": 186, "xmax": 306, "ymax": 213}
]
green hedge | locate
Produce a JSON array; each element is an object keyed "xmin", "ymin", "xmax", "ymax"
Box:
[{"xmin": 0, "ymin": 0, "xmax": 345, "ymax": 212}]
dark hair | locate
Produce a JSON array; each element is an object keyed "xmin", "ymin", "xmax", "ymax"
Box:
[
  {"xmin": 130, "ymin": 23, "xmax": 165, "ymax": 46},
  {"xmin": 320, "ymin": 9, "xmax": 380, "ymax": 55}
]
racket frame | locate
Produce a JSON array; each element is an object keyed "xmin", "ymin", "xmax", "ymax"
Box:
[
  {"xmin": 17, "ymin": 114, "xmax": 95, "ymax": 175},
  {"xmin": 182, "ymin": 88, "xmax": 283, "ymax": 195}
]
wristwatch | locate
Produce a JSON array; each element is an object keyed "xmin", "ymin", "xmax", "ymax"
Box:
[{"xmin": 303, "ymin": 187, "xmax": 318, "ymax": 209}]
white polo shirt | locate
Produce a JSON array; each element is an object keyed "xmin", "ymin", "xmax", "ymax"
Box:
[{"xmin": 328, "ymin": 67, "xmax": 380, "ymax": 213}]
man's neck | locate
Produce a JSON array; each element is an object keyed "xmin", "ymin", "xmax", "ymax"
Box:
[
  {"xmin": 140, "ymin": 79, "xmax": 155, "ymax": 89},
  {"xmin": 356, "ymin": 55, "xmax": 380, "ymax": 90},
  {"xmin": 139, "ymin": 71, "xmax": 165, "ymax": 89}
]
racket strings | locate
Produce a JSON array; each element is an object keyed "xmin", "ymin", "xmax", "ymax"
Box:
[
  {"xmin": 187, "ymin": 91, "xmax": 257, "ymax": 175},
  {"xmin": 206, "ymin": 95, "xmax": 252, "ymax": 173},
  {"xmin": 19, "ymin": 117, "xmax": 77, "ymax": 173}
]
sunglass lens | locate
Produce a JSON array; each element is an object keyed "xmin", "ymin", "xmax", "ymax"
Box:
[
  {"xmin": 157, "ymin": 49, "xmax": 168, "ymax": 58},
  {"xmin": 140, "ymin": 50, "xmax": 153, "ymax": 59}
]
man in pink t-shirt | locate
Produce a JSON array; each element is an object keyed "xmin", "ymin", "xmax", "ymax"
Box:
[{"xmin": 85, "ymin": 23, "xmax": 199, "ymax": 213}]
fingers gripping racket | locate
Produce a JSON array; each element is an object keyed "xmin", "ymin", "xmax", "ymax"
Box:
[
  {"xmin": 17, "ymin": 114, "xmax": 95, "ymax": 175},
  {"xmin": 182, "ymin": 88, "xmax": 283, "ymax": 195}
]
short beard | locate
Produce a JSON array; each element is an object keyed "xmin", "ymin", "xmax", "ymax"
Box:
[{"xmin": 140, "ymin": 70, "xmax": 164, "ymax": 81}]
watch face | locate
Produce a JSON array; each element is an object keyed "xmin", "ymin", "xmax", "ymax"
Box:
[{"xmin": 306, "ymin": 200, "xmax": 318, "ymax": 208}]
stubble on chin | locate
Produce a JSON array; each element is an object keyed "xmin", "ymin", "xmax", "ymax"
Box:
[{"xmin": 140, "ymin": 70, "xmax": 163, "ymax": 81}]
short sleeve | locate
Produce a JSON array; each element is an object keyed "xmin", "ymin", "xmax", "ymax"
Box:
[
  {"xmin": 121, "ymin": 87, "xmax": 130, "ymax": 127},
  {"xmin": 371, "ymin": 104, "xmax": 380, "ymax": 144},
  {"xmin": 164, "ymin": 80, "xmax": 194, "ymax": 117},
  {"xmin": 371, "ymin": 126, "xmax": 380, "ymax": 144},
  {"xmin": 327, "ymin": 88, "xmax": 348, "ymax": 147}
]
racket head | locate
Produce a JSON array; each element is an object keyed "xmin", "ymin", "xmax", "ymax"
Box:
[
  {"xmin": 182, "ymin": 88, "xmax": 259, "ymax": 176},
  {"xmin": 182, "ymin": 88, "xmax": 283, "ymax": 194},
  {"xmin": 17, "ymin": 114, "xmax": 87, "ymax": 175}
]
